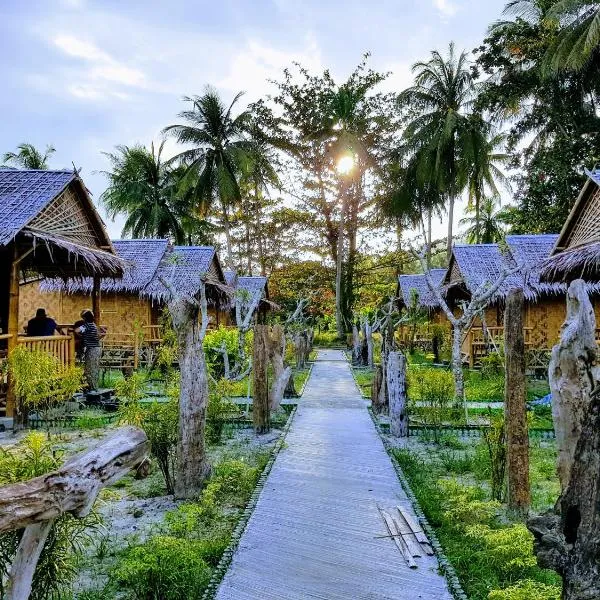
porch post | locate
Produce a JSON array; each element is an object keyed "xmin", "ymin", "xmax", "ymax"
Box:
[
  {"xmin": 6, "ymin": 248, "xmax": 20, "ymax": 417},
  {"xmin": 92, "ymin": 276, "xmax": 101, "ymax": 326}
]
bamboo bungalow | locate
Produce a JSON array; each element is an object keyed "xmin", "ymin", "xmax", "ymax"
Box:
[
  {"xmin": 396, "ymin": 269, "xmax": 447, "ymax": 348},
  {"xmin": 0, "ymin": 168, "xmax": 123, "ymax": 416},
  {"xmin": 443, "ymin": 234, "xmax": 599, "ymax": 366},
  {"xmin": 24, "ymin": 241, "xmax": 230, "ymax": 343},
  {"xmin": 234, "ymin": 276, "xmax": 270, "ymax": 322},
  {"xmin": 540, "ymin": 169, "xmax": 600, "ymax": 283}
]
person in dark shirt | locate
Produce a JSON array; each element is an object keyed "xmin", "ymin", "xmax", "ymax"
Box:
[
  {"xmin": 27, "ymin": 308, "xmax": 58, "ymax": 337},
  {"xmin": 76, "ymin": 310, "xmax": 103, "ymax": 390}
]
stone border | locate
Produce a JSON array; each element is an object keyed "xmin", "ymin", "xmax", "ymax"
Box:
[
  {"xmin": 201, "ymin": 404, "xmax": 298, "ymax": 600},
  {"xmin": 368, "ymin": 409, "xmax": 469, "ymax": 600}
]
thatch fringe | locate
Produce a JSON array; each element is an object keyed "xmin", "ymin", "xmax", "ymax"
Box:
[{"xmin": 540, "ymin": 241, "xmax": 600, "ymax": 284}]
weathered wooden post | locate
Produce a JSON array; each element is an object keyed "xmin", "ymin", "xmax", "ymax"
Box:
[
  {"xmin": 371, "ymin": 364, "xmax": 384, "ymax": 413},
  {"xmin": 504, "ymin": 289, "xmax": 530, "ymax": 516},
  {"xmin": 253, "ymin": 324, "xmax": 270, "ymax": 433},
  {"xmin": 0, "ymin": 426, "xmax": 148, "ymax": 600},
  {"xmin": 265, "ymin": 324, "xmax": 292, "ymax": 411},
  {"xmin": 527, "ymin": 280, "xmax": 600, "ymax": 600},
  {"xmin": 387, "ymin": 351, "xmax": 408, "ymax": 437}
]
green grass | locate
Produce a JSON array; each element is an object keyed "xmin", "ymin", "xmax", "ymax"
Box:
[{"xmin": 391, "ymin": 440, "xmax": 561, "ymax": 599}]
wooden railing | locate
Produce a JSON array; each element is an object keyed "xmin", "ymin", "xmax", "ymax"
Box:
[
  {"xmin": 16, "ymin": 335, "xmax": 75, "ymax": 368},
  {"xmin": 467, "ymin": 326, "xmax": 534, "ymax": 368}
]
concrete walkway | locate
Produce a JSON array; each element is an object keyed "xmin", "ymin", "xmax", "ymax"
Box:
[{"xmin": 216, "ymin": 349, "xmax": 452, "ymax": 600}]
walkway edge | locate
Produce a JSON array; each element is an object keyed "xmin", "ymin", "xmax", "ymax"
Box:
[
  {"xmin": 202, "ymin": 406, "xmax": 298, "ymax": 600},
  {"xmin": 369, "ymin": 409, "xmax": 469, "ymax": 600}
]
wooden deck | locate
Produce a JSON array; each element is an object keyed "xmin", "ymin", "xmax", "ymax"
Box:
[{"xmin": 216, "ymin": 349, "xmax": 452, "ymax": 600}]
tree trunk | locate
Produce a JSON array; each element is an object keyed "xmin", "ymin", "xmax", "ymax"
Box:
[
  {"xmin": 266, "ymin": 325, "xmax": 292, "ymax": 411},
  {"xmin": 244, "ymin": 208, "xmax": 252, "ymax": 275},
  {"xmin": 451, "ymin": 323, "xmax": 464, "ymax": 402},
  {"xmin": 335, "ymin": 189, "xmax": 348, "ymax": 339},
  {"xmin": 171, "ymin": 297, "xmax": 211, "ymax": 498},
  {"xmin": 527, "ymin": 280, "xmax": 600, "ymax": 600},
  {"xmin": 447, "ymin": 195, "xmax": 455, "ymax": 261},
  {"xmin": 252, "ymin": 324, "xmax": 270, "ymax": 433},
  {"xmin": 371, "ymin": 364, "xmax": 384, "ymax": 414},
  {"xmin": 352, "ymin": 323, "xmax": 361, "ymax": 365},
  {"xmin": 387, "ymin": 351, "xmax": 408, "ymax": 437},
  {"xmin": 504, "ymin": 289, "xmax": 530, "ymax": 516}
]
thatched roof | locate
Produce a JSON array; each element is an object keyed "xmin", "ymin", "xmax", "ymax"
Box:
[
  {"xmin": 445, "ymin": 243, "xmax": 523, "ymax": 301},
  {"xmin": 540, "ymin": 170, "xmax": 600, "ymax": 283},
  {"xmin": 144, "ymin": 245, "xmax": 227, "ymax": 304},
  {"xmin": 41, "ymin": 239, "xmax": 169, "ymax": 294},
  {"xmin": 397, "ymin": 269, "xmax": 446, "ymax": 309},
  {"xmin": 224, "ymin": 270, "xmax": 238, "ymax": 287},
  {"xmin": 445, "ymin": 234, "xmax": 600, "ymax": 302},
  {"xmin": 505, "ymin": 234, "xmax": 564, "ymax": 296},
  {"xmin": 0, "ymin": 169, "xmax": 122, "ymax": 278},
  {"xmin": 236, "ymin": 276, "xmax": 269, "ymax": 312},
  {"xmin": 41, "ymin": 241, "xmax": 228, "ymax": 305}
]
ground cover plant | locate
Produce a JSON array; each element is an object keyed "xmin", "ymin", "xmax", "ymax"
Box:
[{"xmin": 391, "ymin": 435, "xmax": 561, "ymax": 600}]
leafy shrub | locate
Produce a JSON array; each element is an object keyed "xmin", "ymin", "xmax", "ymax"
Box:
[
  {"xmin": 482, "ymin": 411, "xmax": 507, "ymax": 501},
  {"xmin": 465, "ymin": 370, "xmax": 505, "ymax": 402},
  {"xmin": 408, "ymin": 367, "xmax": 455, "ymax": 440},
  {"xmin": 481, "ymin": 351, "xmax": 504, "ymax": 376},
  {"xmin": 120, "ymin": 393, "xmax": 179, "ymax": 495},
  {"xmin": 438, "ymin": 479, "xmax": 500, "ymax": 526},
  {"xmin": 488, "ymin": 580, "xmax": 561, "ymax": 600},
  {"xmin": 113, "ymin": 535, "xmax": 212, "ymax": 600},
  {"xmin": 438, "ymin": 450, "xmax": 474, "ymax": 474},
  {"xmin": 115, "ymin": 371, "xmax": 147, "ymax": 403},
  {"xmin": 465, "ymin": 524, "xmax": 537, "ymax": 575},
  {"xmin": 208, "ymin": 459, "xmax": 260, "ymax": 507},
  {"xmin": 8, "ymin": 346, "xmax": 83, "ymax": 419},
  {"xmin": 206, "ymin": 380, "xmax": 242, "ymax": 444},
  {"xmin": 0, "ymin": 434, "xmax": 100, "ymax": 600}
]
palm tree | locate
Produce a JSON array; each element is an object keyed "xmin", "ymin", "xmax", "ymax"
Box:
[
  {"xmin": 465, "ymin": 118, "xmax": 511, "ymax": 242},
  {"xmin": 398, "ymin": 43, "xmax": 476, "ymax": 260},
  {"xmin": 163, "ymin": 88, "xmax": 251, "ymax": 267},
  {"xmin": 2, "ymin": 143, "xmax": 55, "ymax": 169},
  {"xmin": 459, "ymin": 197, "xmax": 505, "ymax": 243},
  {"xmin": 100, "ymin": 142, "xmax": 193, "ymax": 244},
  {"xmin": 238, "ymin": 123, "xmax": 281, "ymax": 275},
  {"xmin": 505, "ymin": 0, "xmax": 600, "ymax": 73}
]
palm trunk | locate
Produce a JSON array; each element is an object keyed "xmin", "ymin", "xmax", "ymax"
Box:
[
  {"xmin": 222, "ymin": 203, "xmax": 234, "ymax": 268},
  {"xmin": 244, "ymin": 209, "xmax": 252, "ymax": 275},
  {"xmin": 254, "ymin": 181, "xmax": 266, "ymax": 277},
  {"xmin": 447, "ymin": 195, "xmax": 455, "ymax": 261},
  {"xmin": 475, "ymin": 193, "xmax": 481, "ymax": 244}
]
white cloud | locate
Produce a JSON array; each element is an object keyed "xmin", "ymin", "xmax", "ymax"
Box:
[
  {"xmin": 50, "ymin": 34, "xmax": 147, "ymax": 100},
  {"xmin": 218, "ymin": 36, "xmax": 322, "ymax": 101},
  {"xmin": 433, "ymin": 0, "xmax": 458, "ymax": 17},
  {"xmin": 54, "ymin": 34, "xmax": 109, "ymax": 62}
]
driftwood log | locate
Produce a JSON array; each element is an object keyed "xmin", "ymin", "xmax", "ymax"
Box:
[
  {"xmin": 0, "ymin": 426, "xmax": 148, "ymax": 600},
  {"xmin": 504, "ymin": 289, "xmax": 530, "ymax": 516},
  {"xmin": 527, "ymin": 280, "xmax": 600, "ymax": 600},
  {"xmin": 387, "ymin": 351, "xmax": 408, "ymax": 437}
]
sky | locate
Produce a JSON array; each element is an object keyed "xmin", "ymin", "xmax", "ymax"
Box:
[{"xmin": 1, "ymin": 0, "xmax": 508, "ymax": 240}]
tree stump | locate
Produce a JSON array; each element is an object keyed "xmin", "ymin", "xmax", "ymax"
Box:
[
  {"xmin": 387, "ymin": 351, "xmax": 408, "ymax": 437},
  {"xmin": 371, "ymin": 364, "xmax": 384, "ymax": 413},
  {"xmin": 527, "ymin": 280, "xmax": 600, "ymax": 600},
  {"xmin": 253, "ymin": 324, "xmax": 270, "ymax": 433},
  {"xmin": 504, "ymin": 289, "xmax": 530, "ymax": 516}
]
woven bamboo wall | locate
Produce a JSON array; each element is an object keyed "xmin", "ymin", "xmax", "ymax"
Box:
[
  {"xmin": 20, "ymin": 281, "xmax": 230, "ymax": 336},
  {"xmin": 20, "ymin": 282, "xmax": 153, "ymax": 336}
]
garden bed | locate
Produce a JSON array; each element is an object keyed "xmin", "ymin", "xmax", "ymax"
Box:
[{"xmin": 372, "ymin": 419, "xmax": 562, "ymax": 600}]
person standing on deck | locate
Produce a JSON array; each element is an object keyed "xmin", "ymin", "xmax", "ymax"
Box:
[{"xmin": 76, "ymin": 310, "xmax": 104, "ymax": 390}]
